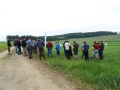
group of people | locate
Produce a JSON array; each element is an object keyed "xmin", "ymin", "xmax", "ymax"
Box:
[
  {"xmin": 7, "ymin": 37, "xmax": 45, "ymax": 60},
  {"xmin": 46, "ymin": 40, "xmax": 104, "ymax": 61},
  {"xmin": 7, "ymin": 37, "xmax": 104, "ymax": 61}
]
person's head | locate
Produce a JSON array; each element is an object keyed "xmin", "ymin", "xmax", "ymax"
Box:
[
  {"xmin": 55, "ymin": 42, "xmax": 57, "ymax": 44},
  {"xmin": 73, "ymin": 41, "xmax": 76, "ymax": 43},
  {"xmin": 83, "ymin": 41, "xmax": 86, "ymax": 44},
  {"xmin": 67, "ymin": 41, "xmax": 69, "ymax": 43},
  {"xmin": 94, "ymin": 41, "xmax": 96, "ymax": 44}
]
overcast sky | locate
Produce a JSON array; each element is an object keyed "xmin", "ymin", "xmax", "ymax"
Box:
[{"xmin": 0, "ymin": 0, "xmax": 120, "ymax": 41}]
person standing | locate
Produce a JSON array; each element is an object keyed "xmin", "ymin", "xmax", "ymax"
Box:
[
  {"xmin": 22, "ymin": 38, "xmax": 27, "ymax": 56},
  {"xmin": 63, "ymin": 41, "xmax": 67, "ymax": 56},
  {"xmin": 37, "ymin": 37, "xmax": 45, "ymax": 60},
  {"xmin": 82, "ymin": 41, "xmax": 89, "ymax": 61},
  {"xmin": 80, "ymin": 42, "xmax": 85, "ymax": 59},
  {"xmin": 91, "ymin": 41, "xmax": 99, "ymax": 59},
  {"xmin": 55, "ymin": 41, "xmax": 61, "ymax": 56},
  {"xmin": 27, "ymin": 38, "xmax": 33, "ymax": 59},
  {"xmin": 17, "ymin": 39, "xmax": 23, "ymax": 55},
  {"xmin": 7, "ymin": 38, "xmax": 11, "ymax": 55},
  {"xmin": 46, "ymin": 41, "xmax": 53, "ymax": 58},
  {"xmin": 14, "ymin": 39, "xmax": 18, "ymax": 54},
  {"xmin": 32, "ymin": 40, "xmax": 37, "ymax": 54},
  {"xmin": 73, "ymin": 41, "xmax": 79, "ymax": 60},
  {"xmin": 99, "ymin": 41, "xmax": 104, "ymax": 60},
  {"xmin": 64, "ymin": 41, "xmax": 71, "ymax": 59}
]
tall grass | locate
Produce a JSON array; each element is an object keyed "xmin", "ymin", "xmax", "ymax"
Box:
[
  {"xmin": 0, "ymin": 42, "xmax": 7, "ymax": 52},
  {"xmin": 35, "ymin": 35, "xmax": 120, "ymax": 90}
]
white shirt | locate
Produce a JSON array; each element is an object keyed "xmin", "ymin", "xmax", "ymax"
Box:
[{"xmin": 65, "ymin": 42, "xmax": 70, "ymax": 50}]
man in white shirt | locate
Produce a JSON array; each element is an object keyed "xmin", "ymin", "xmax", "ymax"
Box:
[{"xmin": 64, "ymin": 41, "xmax": 71, "ymax": 59}]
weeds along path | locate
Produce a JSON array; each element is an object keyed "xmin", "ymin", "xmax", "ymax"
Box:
[{"xmin": 0, "ymin": 49, "xmax": 77, "ymax": 90}]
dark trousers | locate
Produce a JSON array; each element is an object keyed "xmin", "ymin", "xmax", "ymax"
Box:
[
  {"xmin": 28, "ymin": 46, "xmax": 32, "ymax": 59},
  {"xmin": 56, "ymin": 50, "xmax": 60, "ymax": 56},
  {"xmin": 39, "ymin": 47, "xmax": 45, "ymax": 60},
  {"xmin": 99, "ymin": 51, "xmax": 104, "ymax": 60},
  {"xmin": 8, "ymin": 46, "xmax": 10, "ymax": 53},
  {"xmin": 18, "ymin": 46, "xmax": 22, "ymax": 54},
  {"xmin": 66, "ymin": 50, "xmax": 71, "ymax": 59},
  {"xmin": 73, "ymin": 50, "xmax": 78, "ymax": 55},
  {"xmin": 84, "ymin": 51, "xmax": 89, "ymax": 61},
  {"xmin": 33, "ymin": 47, "xmax": 37, "ymax": 54}
]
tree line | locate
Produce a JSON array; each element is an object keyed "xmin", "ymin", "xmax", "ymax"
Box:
[{"xmin": 7, "ymin": 31, "xmax": 117, "ymax": 41}]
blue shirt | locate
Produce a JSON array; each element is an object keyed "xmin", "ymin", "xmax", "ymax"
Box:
[{"xmin": 56, "ymin": 43, "xmax": 60, "ymax": 50}]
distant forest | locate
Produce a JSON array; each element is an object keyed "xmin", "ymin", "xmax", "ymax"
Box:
[{"xmin": 7, "ymin": 31, "xmax": 117, "ymax": 41}]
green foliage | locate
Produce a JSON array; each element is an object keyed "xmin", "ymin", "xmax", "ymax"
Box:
[
  {"xmin": 0, "ymin": 42, "xmax": 7, "ymax": 52},
  {"xmin": 35, "ymin": 34, "xmax": 120, "ymax": 90},
  {"xmin": 6, "ymin": 31, "xmax": 117, "ymax": 41}
]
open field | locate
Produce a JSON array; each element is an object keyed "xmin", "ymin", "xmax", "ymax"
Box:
[
  {"xmin": 35, "ymin": 35, "xmax": 120, "ymax": 90},
  {"xmin": 0, "ymin": 42, "xmax": 7, "ymax": 53}
]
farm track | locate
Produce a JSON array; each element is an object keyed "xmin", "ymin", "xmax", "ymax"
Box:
[{"xmin": 0, "ymin": 48, "xmax": 77, "ymax": 90}]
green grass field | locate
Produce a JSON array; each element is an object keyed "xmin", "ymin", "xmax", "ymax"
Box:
[
  {"xmin": 35, "ymin": 34, "xmax": 120, "ymax": 90},
  {"xmin": 1, "ymin": 35, "xmax": 120, "ymax": 89},
  {"xmin": 0, "ymin": 42, "xmax": 8, "ymax": 53}
]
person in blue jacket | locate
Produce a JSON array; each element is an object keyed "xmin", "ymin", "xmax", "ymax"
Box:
[{"xmin": 55, "ymin": 41, "xmax": 61, "ymax": 56}]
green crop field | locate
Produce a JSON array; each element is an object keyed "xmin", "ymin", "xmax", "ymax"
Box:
[
  {"xmin": 35, "ymin": 34, "xmax": 120, "ymax": 90},
  {"xmin": 0, "ymin": 42, "xmax": 7, "ymax": 53}
]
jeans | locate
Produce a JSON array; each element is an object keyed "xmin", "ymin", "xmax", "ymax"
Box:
[
  {"xmin": 56, "ymin": 50, "xmax": 60, "ymax": 56},
  {"xmin": 73, "ymin": 50, "xmax": 78, "ymax": 55},
  {"xmin": 47, "ymin": 48, "xmax": 52, "ymax": 57},
  {"xmin": 15, "ymin": 46, "xmax": 18, "ymax": 54},
  {"xmin": 22, "ymin": 47, "xmax": 26, "ymax": 56}
]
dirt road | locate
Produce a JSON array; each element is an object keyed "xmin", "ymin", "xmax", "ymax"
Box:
[{"xmin": 0, "ymin": 48, "xmax": 77, "ymax": 90}]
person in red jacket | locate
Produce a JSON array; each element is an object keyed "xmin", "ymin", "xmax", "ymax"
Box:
[
  {"xmin": 46, "ymin": 41, "xmax": 53, "ymax": 58},
  {"xmin": 91, "ymin": 41, "xmax": 100, "ymax": 59}
]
